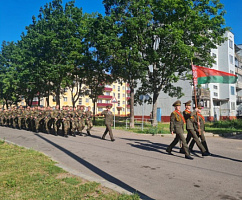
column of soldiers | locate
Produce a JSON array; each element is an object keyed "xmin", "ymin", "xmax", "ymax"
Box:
[
  {"xmin": 0, "ymin": 105, "xmax": 93, "ymax": 138},
  {"xmin": 166, "ymin": 100, "xmax": 211, "ymax": 160}
]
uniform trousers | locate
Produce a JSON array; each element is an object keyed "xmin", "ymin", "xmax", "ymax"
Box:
[
  {"xmin": 102, "ymin": 124, "xmax": 114, "ymax": 140},
  {"xmin": 166, "ymin": 131, "xmax": 190, "ymax": 156}
]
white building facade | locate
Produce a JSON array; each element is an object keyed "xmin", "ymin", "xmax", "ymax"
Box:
[{"xmin": 134, "ymin": 31, "xmax": 238, "ymax": 122}]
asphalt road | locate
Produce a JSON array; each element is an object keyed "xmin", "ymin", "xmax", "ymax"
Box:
[{"xmin": 0, "ymin": 126, "xmax": 242, "ymax": 200}]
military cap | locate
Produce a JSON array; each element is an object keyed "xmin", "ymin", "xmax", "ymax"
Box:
[
  {"xmin": 184, "ymin": 100, "xmax": 191, "ymax": 106},
  {"xmin": 106, "ymin": 105, "xmax": 112, "ymax": 109},
  {"xmin": 197, "ymin": 103, "xmax": 202, "ymax": 109},
  {"xmin": 172, "ymin": 100, "xmax": 181, "ymax": 107},
  {"xmin": 80, "ymin": 105, "xmax": 85, "ymax": 107}
]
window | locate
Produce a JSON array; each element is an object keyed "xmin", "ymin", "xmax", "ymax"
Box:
[
  {"xmin": 212, "ymin": 53, "xmax": 217, "ymax": 58},
  {"xmin": 105, "ymin": 100, "xmax": 109, "ymax": 103},
  {"xmin": 230, "ymin": 70, "xmax": 234, "ymax": 74},
  {"xmin": 118, "ymin": 101, "xmax": 120, "ymax": 106},
  {"xmin": 113, "ymin": 93, "xmax": 115, "ymax": 97},
  {"xmin": 98, "ymin": 108, "xmax": 103, "ymax": 112},
  {"xmin": 122, "ymin": 86, "xmax": 125, "ymax": 90},
  {"xmin": 231, "ymin": 102, "xmax": 235, "ymax": 110},
  {"xmin": 118, "ymin": 86, "xmax": 120, "ymax": 92},
  {"xmin": 123, "ymin": 93, "xmax": 125, "ymax": 97},
  {"xmin": 64, "ymin": 97, "xmax": 67, "ymax": 102},
  {"xmin": 86, "ymin": 98, "xmax": 89, "ymax": 103},
  {"xmin": 214, "ymin": 92, "xmax": 218, "ymax": 97},
  {"xmin": 231, "ymin": 86, "xmax": 235, "ymax": 95},
  {"xmin": 229, "ymin": 54, "xmax": 233, "ymax": 64},
  {"xmin": 229, "ymin": 39, "xmax": 233, "ymax": 49},
  {"xmin": 113, "ymin": 85, "xmax": 115, "ymax": 89},
  {"xmin": 213, "ymin": 85, "xmax": 218, "ymax": 89},
  {"xmin": 118, "ymin": 93, "xmax": 120, "ymax": 99},
  {"xmin": 64, "ymin": 88, "xmax": 68, "ymax": 92},
  {"xmin": 79, "ymin": 98, "xmax": 82, "ymax": 105},
  {"xmin": 98, "ymin": 99, "xmax": 102, "ymax": 103},
  {"xmin": 123, "ymin": 101, "xmax": 125, "ymax": 104}
]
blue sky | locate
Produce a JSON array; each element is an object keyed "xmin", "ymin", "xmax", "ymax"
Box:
[{"xmin": 0, "ymin": 0, "xmax": 241, "ymax": 45}]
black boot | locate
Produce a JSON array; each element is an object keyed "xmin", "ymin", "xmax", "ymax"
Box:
[
  {"xmin": 87, "ymin": 130, "xmax": 91, "ymax": 136},
  {"xmin": 202, "ymin": 141, "xmax": 211, "ymax": 155}
]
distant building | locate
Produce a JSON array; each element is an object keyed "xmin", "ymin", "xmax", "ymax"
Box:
[{"xmin": 18, "ymin": 82, "xmax": 130, "ymax": 116}]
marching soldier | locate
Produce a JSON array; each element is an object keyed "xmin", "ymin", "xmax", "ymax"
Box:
[
  {"xmin": 166, "ymin": 100, "xmax": 193, "ymax": 159},
  {"xmin": 189, "ymin": 103, "xmax": 211, "ymax": 155},
  {"xmin": 101, "ymin": 105, "xmax": 115, "ymax": 141},
  {"xmin": 63, "ymin": 106, "xmax": 71, "ymax": 137},
  {"xmin": 85, "ymin": 106, "xmax": 93, "ymax": 136},
  {"xmin": 77, "ymin": 105, "xmax": 86, "ymax": 135}
]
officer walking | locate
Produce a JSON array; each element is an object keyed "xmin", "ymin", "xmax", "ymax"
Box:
[
  {"xmin": 189, "ymin": 103, "xmax": 211, "ymax": 155},
  {"xmin": 85, "ymin": 106, "xmax": 93, "ymax": 136},
  {"xmin": 166, "ymin": 100, "xmax": 193, "ymax": 159},
  {"xmin": 101, "ymin": 105, "xmax": 115, "ymax": 141}
]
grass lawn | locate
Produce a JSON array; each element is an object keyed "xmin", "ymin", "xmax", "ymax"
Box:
[{"xmin": 0, "ymin": 140, "xmax": 139, "ymax": 200}]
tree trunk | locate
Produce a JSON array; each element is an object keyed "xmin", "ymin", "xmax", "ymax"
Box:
[
  {"xmin": 152, "ymin": 91, "xmax": 159, "ymax": 126},
  {"xmin": 129, "ymin": 87, "xmax": 135, "ymax": 128},
  {"xmin": 93, "ymin": 99, "xmax": 96, "ymax": 125},
  {"xmin": 56, "ymin": 87, "xmax": 60, "ymax": 107}
]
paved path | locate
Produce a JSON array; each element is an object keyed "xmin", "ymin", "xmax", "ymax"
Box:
[{"xmin": 1, "ymin": 126, "xmax": 242, "ymax": 200}]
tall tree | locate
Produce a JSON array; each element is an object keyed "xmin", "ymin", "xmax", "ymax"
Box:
[
  {"xmin": 0, "ymin": 41, "xmax": 22, "ymax": 108},
  {"xmin": 138, "ymin": 0, "xmax": 228, "ymax": 125},
  {"xmin": 103, "ymin": 0, "xmax": 151, "ymax": 127}
]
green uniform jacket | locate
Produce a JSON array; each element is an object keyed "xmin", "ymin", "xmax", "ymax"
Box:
[
  {"xmin": 101, "ymin": 110, "xmax": 113, "ymax": 126},
  {"xmin": 193, "ymin": 114, "xmax": 205, "ymax": 134},
  {"xmin": 170, "ymin": 111, "xmax": 185, "ymax": 133}
]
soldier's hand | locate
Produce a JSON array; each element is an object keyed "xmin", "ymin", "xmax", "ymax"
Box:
[{"xmin": 171, "ymin": 131, "xmax": 174, "ymax": 135}]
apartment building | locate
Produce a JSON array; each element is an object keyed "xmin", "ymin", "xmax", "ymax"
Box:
[
  {"xmin": 235, "ymin": 44, "xmax": 242, "ymax": 117},
  {"xmin": 134, "ymin": 31, "xmax": 238, "ymax": 122},
  {"xmin": 19, "ymin": 82, "xmax": 131, "ymax": 116}
]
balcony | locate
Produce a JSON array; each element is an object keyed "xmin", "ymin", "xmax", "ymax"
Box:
[
  {"xmin": 237, "ymin": 96, "xmax": 242, "ymax": 104},
  {"xmin": 98, "ymin": 95, "xmax": 112, "ymax": 99},
  {"xmin": 193, "ymin": 88, "xmax": 210, "ymax": 100},
  {"xmin": 236, "ymin": 82, "xmax": 242, "ymax": 90},
  {"xmin": 97, "ymin": 103, "xmax": 113, "ymax": 107},
  {"xmin": 235, "ymin": 67, "xmax": 242, "ymax": 76},
  {"xmin": 126, "ymin": 97, "xmax": 130, "ymax": 100},
  {"xmin": 104, "ymin": 87, "xmax": 112, "ymax": 92}
]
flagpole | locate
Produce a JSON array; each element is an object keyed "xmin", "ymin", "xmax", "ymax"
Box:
[{"xmin": 191, "ymin": 59, "xmax": 201, "ymax": 135}]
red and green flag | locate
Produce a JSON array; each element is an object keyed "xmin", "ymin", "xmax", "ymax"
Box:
[{"xmin": 192, "ymin": 65, "xmax": 238, "ymax": 85}]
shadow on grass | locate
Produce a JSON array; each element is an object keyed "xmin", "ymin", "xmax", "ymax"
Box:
[{"xmin": 36, "ymin": 134, "xmax": 155, "ymax": 200}]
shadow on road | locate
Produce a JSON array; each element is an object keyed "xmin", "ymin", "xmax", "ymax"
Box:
[
  {"xmin": 36, "ymin": 134, "xmax": 155, "ymax": 200},
  {"xmin": 122, "ymin": 138, "xmax": 242, "ymax": 162},
  {"xmin": 121, "ymin": 137, "xmax": 186, "ymax": 159}
]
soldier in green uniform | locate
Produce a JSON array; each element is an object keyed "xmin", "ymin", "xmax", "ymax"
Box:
[
  {"xmin": 85, "ymin": 106, "xmax": 93, "ymax": 136},
  {"xmin": 44, "ymin": 106, "xmax": 52, "ymax": 134},
  {"xmin": 71, "ymin": 107, "xmax": 78, "ymax": 137},
  {"xmin": 34, "ymin": 106, "xmax": 44, "ymax": 133},
  {"xmin": 62, "ymin": 106, "xmax": 71, "ymax": 138},
  {"xmin": 25, "ymin": 106, "xmax": 31, "ymax": 130},
  {"xmin": 166, "ymin": 100, "xmax": 193, "ymax": 159},
  {"xmin": 18, "ymin": 106, "xmax": 25, "ymax": 129},
  {"xmin": 12, "ymin": 106, "xmax": 18, "ymax": 128},
  {"xmin": 76, "ymin": 105, "xmax": 86, "ymax": 135},
  {"xmin": 101, "ymin": 105, "xmax": 115, "ymax": 141},
  {"xmin": 189, "ymin": 103, "xmax": 211, "ymax": 155},
  {"xmin": 52, "ymin": 105, "xmax": 61, "ymax": 136}
]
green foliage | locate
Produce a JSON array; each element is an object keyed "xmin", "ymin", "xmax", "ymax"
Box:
[{"xmin": 209, "ymin": 119, "xmax": 242, "ymax": 129}]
